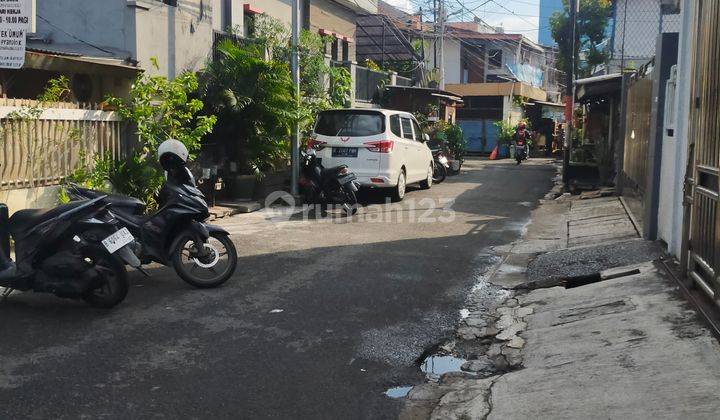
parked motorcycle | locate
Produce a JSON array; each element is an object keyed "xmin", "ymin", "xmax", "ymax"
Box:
[
  {"xmin": 515, "ymin": 140, "xmax": 528, "ymax": 165},
  {"xmin": 300, "ymin": 148, "xmax": 360, "ymax": 216},
  {"xmin": 66, "ymin": 140, "xmax": 238, "ymax": 289},
  {"xmin": 431, "ymin": 148, "xmax": 449, "ymax": 184},
  {"xmin": 0, "ymin": 196, "xmax": 137, "ymax": 308}
]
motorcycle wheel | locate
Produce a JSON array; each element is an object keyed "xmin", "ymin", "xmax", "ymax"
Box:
[
  {"xmin": 447, "ymin": 160, "xmax": 462, "ymax": 176},
  {"xmin": 433, "ymin": 162, "xmax": 447, "ymax": 183},
  {"xmin": 341, "ymin": 187, "xmax": 358, "ymax": 216},
  {"xmin": 172, "ymin": 232, "xmax": 238, "ymax": 288},
  {"xmin": 81, "ymin": 248, "xmax": 129, "ymax": 309}
]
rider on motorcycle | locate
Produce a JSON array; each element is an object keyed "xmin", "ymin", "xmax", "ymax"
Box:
[{"xmin": 513, "ymin": 121, "xmax": 531, "ymax": 159}]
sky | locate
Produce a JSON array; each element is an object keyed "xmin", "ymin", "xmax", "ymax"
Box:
[{"xmin": 383, "ymin": 0, "xmax": 544, "ymax": 42}]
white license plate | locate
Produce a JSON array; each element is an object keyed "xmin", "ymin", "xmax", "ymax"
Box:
[{"xmin": 102, "ymin": 227, "xmax": 134, "ymax": 254}]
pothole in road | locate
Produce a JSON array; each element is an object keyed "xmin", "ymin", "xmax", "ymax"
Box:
[
  {"xmin": 420, "ymin": 354, "xmax": 468, "ymax": 379},
  {"xmin": 384, "ymin": 386, "xmax": 413, "ymax": 399}
]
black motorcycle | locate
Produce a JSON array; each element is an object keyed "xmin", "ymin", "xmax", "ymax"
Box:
[
  {"xmin": 299, "ymin": 148, "xmax": 360, "ymax": 216},
  {"xmin": 66, "ymin": 166, "xmax": 238, "ymax": 289},
  {"xmin": 515, "ymin": 140, "xmax": 528, "ymax": 165},
  {"xmin": 0, "ymin": 197, "xmax": 136, "ymax": 308}
]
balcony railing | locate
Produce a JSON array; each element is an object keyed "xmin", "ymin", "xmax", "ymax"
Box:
[
  {"xmin": 395, "ymin": 75, "xmax": 413, "ymax": 87},
  {"xmin": 355, "ymin": 65, "xmax": 390, "ymax": 103}
]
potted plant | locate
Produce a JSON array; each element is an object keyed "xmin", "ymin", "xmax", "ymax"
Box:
[{"xmin": 494, "ymin": 120, "xmax": 515, "ymax": 159}]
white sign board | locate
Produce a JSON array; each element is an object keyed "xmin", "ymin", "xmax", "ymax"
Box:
[{"xmin": 0, "ymin": 0, "xmax": 29, "ymax": 69}]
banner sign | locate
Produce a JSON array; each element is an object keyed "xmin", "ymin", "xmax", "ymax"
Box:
[{"xmin": 0, "ymin": 0, "xmax": 29, "ymax": 69}]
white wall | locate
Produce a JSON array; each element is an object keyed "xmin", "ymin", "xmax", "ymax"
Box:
[
  {"xmin": 36, "ymin": 0, "xmax": 135, "ymax": 58},
  {"xmin": 442, "ymin": 39, "xmax": 462, "ymax": 84},
  {"xmin": 656, "ymin": 1, "xmax": 694, "ymax": 257},
  {"xmin": 134, "ymin": 0, "xmax": 214, "ymax": 78}
]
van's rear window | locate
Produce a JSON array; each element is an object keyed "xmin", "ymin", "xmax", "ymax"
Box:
[{"xmin": 315, "ymin": 111, "xmax": 385, "ymax": 136}]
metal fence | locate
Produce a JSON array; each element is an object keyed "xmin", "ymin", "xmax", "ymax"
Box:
[
  {"xmin": 621, "ymin": 60, "xmax": 654, "ymax": 196},
  {"xmin": 609, "ymin": 0, "xmax": 681, "ymax": 72},
  {"xmin": 685, "ymin": 0, "xmax": 720, "ymax": 302},
  {"xmin": 355, "ymin": 65, "xmax": 389, "ymax": 103},
  {"xmin": 0, "ymin": 99, "xmax": 123, "ymax": 190}
]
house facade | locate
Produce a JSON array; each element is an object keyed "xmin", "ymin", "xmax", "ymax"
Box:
[
  {"xmin": 441, "ymin": 29, "xmax": 554, "ymax": 153},
  {"xmin": 33, "ymin": 0, "xmax": 376, "ymax": 79}
]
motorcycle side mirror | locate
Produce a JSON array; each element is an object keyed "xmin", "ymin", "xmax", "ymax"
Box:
[{"xmin": 423, "ymin": 134, "xmax": 430, "ymax": 142}]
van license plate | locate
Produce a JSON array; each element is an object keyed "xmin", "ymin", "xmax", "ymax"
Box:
[
  {"xmin": 332, "ymin": 147, "xmax": 358, "ymax": 158},
  {"xmin": 102, "ymin": 228, "xmax": 134, "ymax": 254}
]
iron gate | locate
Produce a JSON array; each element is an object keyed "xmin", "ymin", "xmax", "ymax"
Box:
[{"xmin": 685, "ymin": 0, "xmax": 720, "ymax": 301}]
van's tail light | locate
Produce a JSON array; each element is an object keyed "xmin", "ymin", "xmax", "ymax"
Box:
[
  {"xmin": 364, "ymin": 140, "xmax": 394, "ymax": 153},
  {"xmin": 308, "ymin": 139, "xmax": 327, "ymax": 150}
]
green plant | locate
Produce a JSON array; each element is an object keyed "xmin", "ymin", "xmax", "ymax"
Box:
[
  {"xmin": 201, "ymin": 16, "xmax": 353, "ymax": 178},
  {"xmin": 550, "ymin": 0, "xmax": 611, "ymax": 78},
  {"xmin": 444, "ymin": 123, "xmax": 466, "ymax": 161},
  {"xmin": 63, "ymin": 66, "xmax": 215, "ymax": 210},
  {"xmin": 202, "ymin": 39, "xmax": 298, "ymax": 178},
  {"xmin": 494, "ymin": 120, "xmax": 516, "ymax": 146},
  {"xmin": 106, "ymin": 69, "xmax": 216, "ymax": 158}
]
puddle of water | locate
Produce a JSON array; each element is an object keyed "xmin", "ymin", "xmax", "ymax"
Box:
[
  {"xmin": 420, "ymin": 355, "xmax": 467, "ymax": 378},
  {"xmin": 384, "ymin": 386, "xmax": 413, "ymax": 399}
]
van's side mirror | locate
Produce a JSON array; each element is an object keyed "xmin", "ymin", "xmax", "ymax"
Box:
[{"xmin": 423, "ymin": 133, "xmax": 430, "ymax": 142}]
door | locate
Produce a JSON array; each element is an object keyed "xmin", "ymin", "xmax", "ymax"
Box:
[
  {"xmin": 458, "ymin": 120, "xmax": 499, "ymax": 153},
  {"xmin": 411, "ymin": 119, "xmax": 430, "ymax": 181},
  {"xmin": 684, "ymin": 0, "xmax": 720, "ymax": 301},
  {"xmin": 399, "ymin": 115, "xmax": 420, "ymax": 181}
]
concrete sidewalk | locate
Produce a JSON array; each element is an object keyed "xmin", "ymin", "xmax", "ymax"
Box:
[{"xmin": 400, "ymin": 196, "xmax": 720, "ymax": 419}]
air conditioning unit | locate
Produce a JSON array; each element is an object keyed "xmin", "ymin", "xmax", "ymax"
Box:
[{"xmin": 660, "ymin": 0, "xmax": 680, "ymax": 15}]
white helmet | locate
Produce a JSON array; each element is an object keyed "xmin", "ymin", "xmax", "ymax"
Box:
[
  {"xmin": 158, "ymin": 139, "xmax": 189, "ymax": 171},
  {"xmin": 158, "ymin": 139, "xmax": 188, "ymax": 163}
]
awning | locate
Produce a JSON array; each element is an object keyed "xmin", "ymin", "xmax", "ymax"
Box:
[
  {"xmin": 533, "ymin": 100, "xmax": 565, "ymax": 107},
  {"xmin": 575, "ymin": 73, "xmax": 622, "ymax": 102},
  {"xmin": 24, "ymin": 50, "xmax": 141, "ymax": 77},
  {"xmin": 385, "ymin": 85, "xmax": 464, "ymax": 104}
]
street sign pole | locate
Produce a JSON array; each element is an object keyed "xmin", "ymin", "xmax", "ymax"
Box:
[{"xmin": 290, "ymin": 0, "xmax": 300, "ymax": 197}]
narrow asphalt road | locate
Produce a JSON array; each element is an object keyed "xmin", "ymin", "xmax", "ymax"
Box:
[{"xmin": 0, "ymin": 159, "xmax": 555, "ymax": 419}]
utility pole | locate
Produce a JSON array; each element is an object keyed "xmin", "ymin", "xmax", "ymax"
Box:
[
  {"xmin": 290, "ymin": 0, "xmax": 300, "ymax": 197},
  {"xmin": 438, "ymin": 0, "xmax": 445, "ymax": 90},
  {"xmin": 563, "ymin": 0, "xmax": 578, "ymax": 185}
]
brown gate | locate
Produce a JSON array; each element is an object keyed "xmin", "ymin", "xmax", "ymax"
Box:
[{"xmin": 685, "ymin": 0, "xmax": 720, "ymax": 300}]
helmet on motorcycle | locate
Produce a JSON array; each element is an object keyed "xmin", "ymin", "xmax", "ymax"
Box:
[
  {"xmin": 158, "ymin": 139, "xmax": 189, "ymax": 171},
  {"xmin": 518, "ymin": 121, "xmax": 526, "ymax": 130}
]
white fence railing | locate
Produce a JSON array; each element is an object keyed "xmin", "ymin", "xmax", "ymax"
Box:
[{"xmin": 0, "ymin": 99, "xmax": 124, "ymax": 190}]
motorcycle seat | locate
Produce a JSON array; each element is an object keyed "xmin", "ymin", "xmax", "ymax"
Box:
[
  {"xmin": 73, "ymin": 187, "xmax": 146, "ymax": 214},
  {"xmin": 321, "ymin": 165, "xmax": 348, "ymax": 177},
  {"xmin": 8, "ymin": 201, "xmax": 87, "ymax": 236}
]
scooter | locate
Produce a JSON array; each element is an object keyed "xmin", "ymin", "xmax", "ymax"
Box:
[
  {"xmin": 431, "ymin": 148, "xmax": 449, "ymax": 184},
  {"xmin": 65, "ymin": 165, "xmax": 238, "ymax": 289},
  {"xmin": 0, "ymin": 197, "xmax": 138, "ymax": 308},
  {"xmin": 299, "ymin": 148, "xmax": 360, "ymax": 216}
]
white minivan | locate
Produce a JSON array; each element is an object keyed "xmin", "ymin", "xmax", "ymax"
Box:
[{"xmin": 310, "ymin": 109, "xmax": 434, "ymax": 201}]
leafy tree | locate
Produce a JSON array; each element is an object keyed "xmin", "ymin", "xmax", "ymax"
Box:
[
  {"xmin": 201, "ymin": 14, "xmax": 353, "ymax": 178},
  {"xmin": 550, "ymin": 0, "xmax": 611, "ymax": 79},
  {"xmin": 107, "ymin": 70, "xmax": 216, "ymax": 158},
  {"xmin": 64, "ymin": 69, "xmax": 216, "ymax": 210},
  {"xmin": 201, "ymin": 40, "xmax": 298, "ymax": 178}
]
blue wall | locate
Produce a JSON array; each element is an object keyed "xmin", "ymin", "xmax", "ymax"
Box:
[
  {"xmin": 458, "ymin": 120, "xmax": 499, "ymax": 153},
  {"xmin": 538, "ymin": 0, "xmax": 564, "ymax": 46}
]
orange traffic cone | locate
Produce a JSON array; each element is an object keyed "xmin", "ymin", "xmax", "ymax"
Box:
[{"xmin": 489, "ymin": 145, "xmax": 498, "ymax": 160}]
